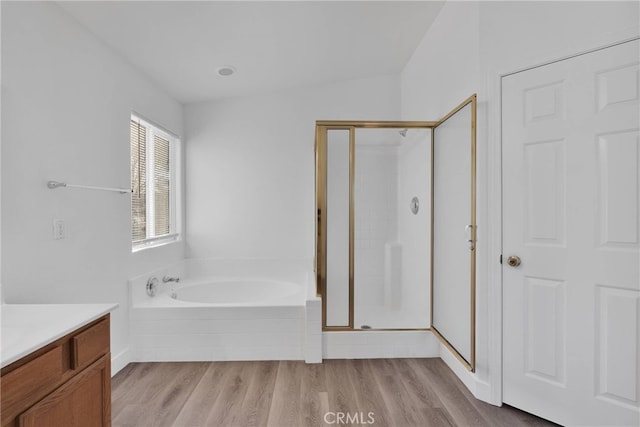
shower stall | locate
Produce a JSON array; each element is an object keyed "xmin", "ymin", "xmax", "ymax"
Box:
[{"xmin": 315, "ymin": 95, "xmax": 477, "ymax": 371}]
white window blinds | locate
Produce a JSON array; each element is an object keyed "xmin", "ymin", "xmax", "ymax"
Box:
[
  {"xmin": 130, "ymin": 116, "xmax": 177, "ymax": 248},
  {"xmin": 153, "ymin": 134, "xmax": 171, "ymax": 237},
  {"xmin": 131, "ymin": 120, "xmax": 147, "ymax": 242}
]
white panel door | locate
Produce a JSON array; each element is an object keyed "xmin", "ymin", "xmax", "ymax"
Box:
[{"xmin": 503, "ymin": 40, "xmax": 640, "ymax": 426}]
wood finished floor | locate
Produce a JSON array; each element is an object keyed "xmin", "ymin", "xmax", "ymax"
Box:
[{"xmin": 112, "ymin": 359, "xmax": 557, "ymax": 427}]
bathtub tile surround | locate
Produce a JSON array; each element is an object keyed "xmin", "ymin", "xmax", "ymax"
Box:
[
  {"xmin": 128, "ymin": 259, "xmax": 320, "ymax": 362},
  {"xmin": 131, "ymin": 308, "xmax": 305, "ymax": 361},
  {"xmin": 128, "ymin": 258, "xmax": 439, "ymax": 363},
  {"xmin": 304, "ymin": 298, "xmax": 322, "ymax": 363}
]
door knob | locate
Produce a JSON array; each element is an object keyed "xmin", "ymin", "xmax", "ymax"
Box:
[{"xmin": 507, "ymin": 255, "xmax": 521, "ymax": 267}]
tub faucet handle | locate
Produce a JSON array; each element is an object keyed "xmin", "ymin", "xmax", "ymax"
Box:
[
  {"xmin": 146, "ymin": 277, "xmax": 159, "ymax": 297},
  {"xmin": 163, "ymin": 276, "xmax": 180, "ymax": 283}
]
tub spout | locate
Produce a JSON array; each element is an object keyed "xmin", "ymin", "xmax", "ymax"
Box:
[{"xmin": 163, "ymin": 276, "xmax": 180, "ymax": 283}]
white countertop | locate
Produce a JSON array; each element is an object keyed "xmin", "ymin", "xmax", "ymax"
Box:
[{"xmin": 1, "ymin": 303, "xmax": 118, "ymax": 368}]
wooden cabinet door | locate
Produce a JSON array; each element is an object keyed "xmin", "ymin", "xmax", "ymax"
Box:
[{"xmin": 18, "ymin": 355, "xmax": 111, "ymax": 427}]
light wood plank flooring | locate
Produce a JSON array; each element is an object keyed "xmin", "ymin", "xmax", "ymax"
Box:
[{"xmin": 112, "ymin": 359, "xmax": 557, "ymax": 427}]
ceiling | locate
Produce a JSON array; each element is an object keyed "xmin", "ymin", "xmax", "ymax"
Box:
[{"xmin": 57, "ymin": 1, "xmax": 444, "ymax": 104}]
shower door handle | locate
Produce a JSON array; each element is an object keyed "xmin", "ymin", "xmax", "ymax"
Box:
[{"xmin": 465, "ymin": 225, "xmax": 474, "ymax": 251}]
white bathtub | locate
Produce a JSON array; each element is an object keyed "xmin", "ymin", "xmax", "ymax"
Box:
[
  {"xmin": 169, "ymin": 278, "xmax": 304, "ymax": 306},
  {"xmin": 128, "ymin": 259, "xmax": 321, "ymax": 363}
]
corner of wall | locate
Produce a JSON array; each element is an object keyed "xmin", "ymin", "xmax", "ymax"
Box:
[
  {"xmin": 111, "ymin": 347, "xmax": 132, "ymax": 377},
  {"xmin": 439, "ymin": 345, "xmax": 496, "ymax": 405}
]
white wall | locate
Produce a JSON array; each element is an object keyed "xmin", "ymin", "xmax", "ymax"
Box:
[
  {"xmin": 478, "ymin": 1, "xmax": 640, "ymax": 73},
  {"xmin": 0, "ymin": 0, "xmax": 3, "ymax": 304},
  {"xmin": 401, "ymin": 2, "xmax": 480, "ymax": 122},
  {"xmin": 1, "ymin": 2, "xmax": 184, "ymax": 371},
  {"xmin": 184, "ymin": 74, "xmax": 400, "ymax": 261},
  {"xmin": 401, "ymin": 0, "xmax": 639, "ymax": 402}
]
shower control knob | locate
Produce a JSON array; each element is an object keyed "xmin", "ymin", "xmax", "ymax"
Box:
[
  {"xmin": 507, "ymin": 255, "xmax": 521, "ymax": 267},
  {"xmin": 146, "ymin": 277, "xmax": 159, "ymax": 297}
]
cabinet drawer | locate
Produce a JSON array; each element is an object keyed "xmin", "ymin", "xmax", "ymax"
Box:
[
  {"xmin": 72, "ymin": 318, "xmax": 109, "ymax": 370},
  {"xmin": 1, "ymin": 346, "xmax": 64, "ymax": 426}
]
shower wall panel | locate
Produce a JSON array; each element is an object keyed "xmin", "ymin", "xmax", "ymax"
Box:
[{"xmin": 354, "ymin": 145, "xmax": 398, "ymax": 310}]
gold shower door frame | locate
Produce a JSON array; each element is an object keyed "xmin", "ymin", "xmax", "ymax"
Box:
[
  {"xmin": 314, "ymin": 94, "xmax": 477, "ymax": 371},
  {"xmin": 430, "ymin": 95, "xmax": 478, "ymax": 372},
  {"xmin": 315, "ymin": 121, "xmax": 435, "ymax": 333}
]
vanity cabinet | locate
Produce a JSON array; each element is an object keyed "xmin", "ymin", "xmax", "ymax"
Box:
[{"xmin": 1, "ymin": 315, "xmax": 111, "ymax": 427}]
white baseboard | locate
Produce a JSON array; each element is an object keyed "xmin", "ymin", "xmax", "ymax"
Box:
[
  {"xmin": 131, "ymin": 346, "xmax": 304, "ymax": 362},
  {"xmin": 439, "ymin": 345, "xmax": 495, "ymax": 405},
  {"xmin": 323, "ymin": 330, "xmax": 440, "ymax": 359},
  {"xmin": 111, "ymin": 348, "xmax": 132, "ymax": 376}
]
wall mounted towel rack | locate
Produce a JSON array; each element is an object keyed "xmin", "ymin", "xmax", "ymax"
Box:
[{"xmin": 47, "ymin": 180, "xmax": 132, "ymax": 194}]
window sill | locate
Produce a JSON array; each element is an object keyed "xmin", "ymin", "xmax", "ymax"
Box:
[{"xmin": 132, "ymin": 234, "xmax": 180, "ymax": 253}]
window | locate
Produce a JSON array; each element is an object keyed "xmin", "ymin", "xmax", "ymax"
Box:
[{"xmin": 130, "ymin": 115, "xmax": 179, "ymax": 250}]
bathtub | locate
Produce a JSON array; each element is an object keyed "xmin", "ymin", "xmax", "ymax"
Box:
[
  {"xmin": 128, "ymin": 259, "xmax": 321, "ymax": 363},
  {"xmin": 154, "ymin": 278, "xmax": 304, "ymax": 306}
]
